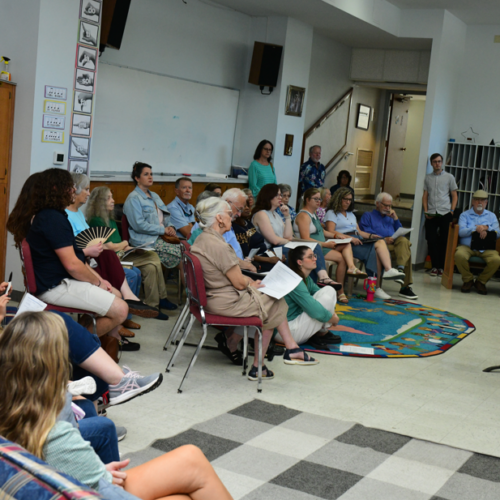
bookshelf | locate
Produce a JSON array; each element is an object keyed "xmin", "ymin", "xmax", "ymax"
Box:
[{"xmin": 444, "ymin": 141, "xmax": 500, "ymax": 214}]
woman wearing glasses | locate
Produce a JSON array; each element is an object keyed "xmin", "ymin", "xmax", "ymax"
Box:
[
  {"xmin": 248, "ymin": 140, "xmax": 277, "ymax": 197},
  {"xmin": 325, "ymin": 188, "xmax": 404, "ymax": 299},
  {"xmin": 294, "ymin": 188, "xmax": 365, "ymax": 304},
  {"xmin": 123, "ymin": 162, "xmax": 182, "ymax": 271}
]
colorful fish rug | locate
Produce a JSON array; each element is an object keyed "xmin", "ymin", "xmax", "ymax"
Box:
[{"xmin": 300, "ymin": 296, "xmax": 475, "ymax": 358}]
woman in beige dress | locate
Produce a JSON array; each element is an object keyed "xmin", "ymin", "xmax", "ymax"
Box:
[{"xmin": 191, "ymin": 197, "xmax": 318, "ymax": 381}]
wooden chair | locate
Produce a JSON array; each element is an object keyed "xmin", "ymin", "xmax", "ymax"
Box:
[{"xmin": 441, "ymin": 222, "xmax": 500, "ymax": 289}]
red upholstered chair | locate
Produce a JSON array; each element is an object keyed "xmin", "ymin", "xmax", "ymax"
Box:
[
  {"xmin": 20, "ymin": 240, "xmax": 98, "ymax": 336},
  {"xmin": 166, "ymin": 247, "xmax": 265, "ymax": 393}
]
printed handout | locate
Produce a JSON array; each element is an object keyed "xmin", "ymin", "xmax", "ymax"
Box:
[{"xmin": 259, "ymin": 261, "xmax": 302, "ymax": 300}]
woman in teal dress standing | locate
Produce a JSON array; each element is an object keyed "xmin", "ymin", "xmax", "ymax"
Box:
[{"xmin": 248, "ymin": 140, "xmax": 277, "ymax": 197}]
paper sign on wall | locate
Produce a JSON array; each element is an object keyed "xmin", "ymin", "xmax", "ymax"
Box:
[
  {"xmin": 44, "ymin": 100, "xmax": 66, "ymax": 115},
  {"xmin": 44, "ymin": 85, "xmax": 67, "ymax": 100},
  {"xmin": 42, "ymin": 114, "xmax": 65, "ymax": 130},
  {"xmin": 42, "ymin": 130, "xmax": 64, "ymax": 143}
]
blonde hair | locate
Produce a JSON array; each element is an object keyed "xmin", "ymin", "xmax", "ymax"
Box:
[
  {"xmin": 86, "ymin": 186, "xmax": 113, "ymax": 226},
  {"xmin": 195, "ymin": 197, "xmax": 231, "ymax": 229},
  {"xmin": 0, "ymin": 312, "xmax": 70, "ymax": 458}
]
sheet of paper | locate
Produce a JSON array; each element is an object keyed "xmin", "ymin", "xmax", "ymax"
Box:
[
  {"xmin": 120, "ymin": 261, "xmax": 134, "ymax": 266},
  {"xmin": 265, "ymin": 250, "xmax": 275, "ymax": 257},
  {"xmin": 326, "ymin": 238, "xmax": 352, "ymax": 244},
  {"xmin": 340, "ymin": 345, "xmax": 375, "ymax": 355},
  {"xmin": 3, "ymin": 282, "xmax": 12, "ymax": 296},
  {"xmin": 248, "ymin": 248, "xmax": 259, "ymax": 259},
  {"xmin": 285, "ymin": 241, "xmax": 318, "ymax": 250},
  {"xmin": 259, "ymin": 261, "xmax": 302, "ymax": 300},
  {"xmin": 392, "ymin": 227, "xmax": 413, "ymax": 239},
  {"xmin": 273, "ymin": 247, "xmax": 283, "ymax": 259},
  {"xmin": 15, "ymin": 293, "xmax": 47, "ymax": 316}
]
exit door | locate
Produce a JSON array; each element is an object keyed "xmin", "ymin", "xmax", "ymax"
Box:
[{"xmin": 382, "ymin": 94, "xmax": 410, "ymax": 197}]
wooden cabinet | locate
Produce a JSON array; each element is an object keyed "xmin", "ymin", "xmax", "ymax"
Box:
[
  {"xmin": 89, "ymin": 180, "xmax": 247, "ymax": 205},
  {"xmin": 0, "ymin": 81, "xmax": 15, "ymax": 279}
]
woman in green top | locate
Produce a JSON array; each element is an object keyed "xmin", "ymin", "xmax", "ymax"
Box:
[
  {"xmin": 294, "ymin": 188, "xmax": 367, "ymax": 304},
  {"xmin": 248, "ymin": 140, "xmax": 277, "ymax": 197},
  {"xmin": 278, "ymin": 245, "xmax": 341, "ymax": 349},
  {"xmin": 87, "ymin": 186, "xmax": 176, "ymax": 312}
]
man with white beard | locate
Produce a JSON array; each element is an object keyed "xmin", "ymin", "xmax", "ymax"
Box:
[{"xmin": 456, "ymin": 189, "xmax": 500, "ymax": 294}]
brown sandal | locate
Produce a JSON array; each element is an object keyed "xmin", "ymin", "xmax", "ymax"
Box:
[{"xmin": 338, "ymin": 293, "xmax": 349, "ymax": 304}]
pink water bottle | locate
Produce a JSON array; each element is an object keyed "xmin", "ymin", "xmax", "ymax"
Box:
[{"xmin": 363, "ymin": 277, "xmax": 377, "ymax": 302}]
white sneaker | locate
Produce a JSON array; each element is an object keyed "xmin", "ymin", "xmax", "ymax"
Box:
[
  {"xmin": 67, "ymin": 376, "xmax": 97, "ymax": 396},
  {"xmin": 375, "ymin": 288, "xmax": 391, "ymax": 300},
  {"xmin": 383, "ymin": 268, "xmax": 406, "ymax": 280}
]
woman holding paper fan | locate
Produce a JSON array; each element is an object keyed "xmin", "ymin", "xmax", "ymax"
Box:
[
  {"xmin": 282, "ymin": 245, "xmax": 342, "ymax": 349},
  {"xmin": 251, "ymin": 183, "xmax": 341, "ymax": 290},
  {"xmin": 294, "ymin": 188, "xmax": 366, "ymax": 304},
  {"xmin": 87, "ymin": 186, "xmax": 177, "ymax": 313},
  {"xmin": 192, "ymin": 196, "xmax": 318, "ymax": 380},
  {"xmin": 325, "ymin": 188, "xmax": 405, "ymax": 299}
]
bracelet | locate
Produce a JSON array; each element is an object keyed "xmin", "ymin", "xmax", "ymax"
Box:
[
  {"xmin": 284, "ymin": 216, "xmax": 291, "ymax": 220},
  {"xmin": 95, "ymin": 280, "xmax": 101, "ymax": 287}
]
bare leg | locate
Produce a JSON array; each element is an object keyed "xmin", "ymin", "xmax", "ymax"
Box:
[
  {"xmin": 78, "ymin": 348, "xmax": 123, "ymax": 385},
  {"xmin": 124, "ymin": 445, "xmax": 233, "ymax": 500},
  {"xmin": 276, "ymin": 320, "xmax": 309, "ymax": 361},
  {"xmin": 339, "ymin": 244, "xmax": 356, "ymax": 270},
  {"xmin": 324, "ymin": 250, "xmax": 345, "ymax": 295},
  {"xmin": 252, "ymin": 329, "xmax": 273, "ymax": 368},
  {"xmin": 374, "ymin": 240, "xmax": 392, "ymax": 272},
  {"xmin": 88, "ymin": 298, "xmax": 128, "ymax": 337},
  {"xmin": 120, "ymin": 279, "xmax": 139, "ymax": 301}
]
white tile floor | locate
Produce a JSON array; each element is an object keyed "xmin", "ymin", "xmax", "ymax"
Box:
[{"xmin": 110, "ymin": 270, "xmax": 500, "ymax": 458}]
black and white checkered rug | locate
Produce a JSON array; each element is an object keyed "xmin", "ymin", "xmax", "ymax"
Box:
[{"xmin": 123, "ymin": 400, "xmax": 500, "ymax": 499}]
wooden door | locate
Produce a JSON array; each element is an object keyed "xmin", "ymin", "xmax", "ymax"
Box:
[
  {"xmin": 0, "ymin": 82, "xmax": 15, "ymax": 280},
  {"xmin": 382, "ymin": 94, "xmax": 410, "ymax": 197}
]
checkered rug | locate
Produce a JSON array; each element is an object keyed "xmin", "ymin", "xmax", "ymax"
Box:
[{"xmin": 123, "ymin": 400, "xmax": 500, "ymax": 499}]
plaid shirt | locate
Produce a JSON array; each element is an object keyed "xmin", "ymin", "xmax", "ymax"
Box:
[{"xmin": 299, "ymin": 158, "xmax": 325, "ymax": 194}]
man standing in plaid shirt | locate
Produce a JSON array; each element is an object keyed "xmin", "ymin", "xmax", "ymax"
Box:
[{"xmin": 299, "ymin": 145, "xmax": 325, "ymax": 196}]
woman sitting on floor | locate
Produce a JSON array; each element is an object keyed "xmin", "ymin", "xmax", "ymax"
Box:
[
  {"xmin": 252, "ymin": 183, "xmax": 342, "ymax": 289},
  {"xmin": 325, "ymin": 187, "xmax": 405, "ymax": 299},
  {"xmin": 0, "ymin": 311, "xmax": 233, "ymax": 500},
  {"xmin": 86, "ymin": 186, "xmax": 177, "ymax": 314},
  {"xmin": 281, "ymin": 245, "xmax": 341, "ymax": 350},
  {"xmin": 191, "ymin": 196, "xmax": 318, "ymax": 379},
  {"xmin": 294, "ymin": 188, "xmax": 366, "ymax": 304},
  {"xmin": 123, "ymin": 161, "xmax": 182, "ymax": 273}
]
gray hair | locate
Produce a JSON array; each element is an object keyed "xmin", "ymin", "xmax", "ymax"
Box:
[
  {"xmin": 375, "ymin": 192, "xmax": 393, "ymax": 204},
  {"xmin": 196, "ymin": 197, "xmax": 231, "ymax": 229},
  {"xmin": 242, "ymin": 188, "xmax": 253, "ymax": 197},
  {"xmin": 196, "ymin": 190, "xmax": 217, "ymax": 204},
  {"xmin": 278, "ymin": 183, "xmax": 292, "ymax": 196},
  {"xmin": 309, "ymin": 145, "xmax": 321, "ymax": 155},
  {"xmin": 71, "ymin": 173, "xmax": 90, "ymax": 195},
  {"xmin": 222, "ymin": 188, "xmax": 247, "ymax": 203}
]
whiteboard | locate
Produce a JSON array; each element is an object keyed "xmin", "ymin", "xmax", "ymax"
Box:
[
  {"xmin": 91, "ymin": 64, "xmax": 240, "ymax": 174},
  {"xmin": 303, "ymin": 89, "xmax": 352, "ymax": 169}
]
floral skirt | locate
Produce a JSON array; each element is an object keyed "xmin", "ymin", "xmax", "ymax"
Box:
[{"xmin": 153, "ymin": 238, "xmax": 181, "ymax": 268}]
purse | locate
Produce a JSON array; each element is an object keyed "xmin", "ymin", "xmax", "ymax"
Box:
[{"xmin": 160, "ymin": 234, "xmax": 181, "ymax": 245}]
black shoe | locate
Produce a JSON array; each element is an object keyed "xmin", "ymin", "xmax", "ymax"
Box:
[
  {"xmin": 159, "ymin": 298, "xmax": 178, "ymax": 310},
  {"xmin": 120, "ymin": 337, "xmax": 141, "ymax": 351},
  {"xmin": 322, "ymin": 331, "xmax": 342, "ymax": 344},
  {"xmin": 125, "ymin": 299, "xmax": 160, "ymax": 318},
  {"xmin": 317, "ymin": 279, "xmax": 342, "ymax": 291},
  {"xmin": 154, "ymin": 312, "xmax": 169, "ymax": 321},
  {"xmin": 214, "ymin": 332, "xmax": 242, "ymax": 365},
  {"xmin": 307, "ymin": 335, "xmax": 331, "ymax": 351},
  {"xmin": 399, "ymin": 286, "xmax": 418, "ymax": 300}
]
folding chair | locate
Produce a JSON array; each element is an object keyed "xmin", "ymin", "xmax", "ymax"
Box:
[
  {"xmin": 121, "ymin": 214, "xmax": 184, "ymax": 305},
  {"xmin": 165, "ymin": 248, "xmax": 265, "ymax": 393},
  {"xmin": 20, "ymin": 240, "xmax": 98, "ymax": 336}
]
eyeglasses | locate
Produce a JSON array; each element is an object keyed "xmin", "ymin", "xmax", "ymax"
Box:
[
  {"xmin": 304, "ymin": 254, "xmax": 317, "ymax": 260},
  {"xmin": 262, "ymin": 147, "xmax": 273, "ymax": 152},
  {"xmin": 380, "ymin": 202, "xmax": 391, "ymax": 209},
  {"xmin": 310, "ymin": 197, "xmax": 321, "ymax": 201},
  {"xmin": 176, "ymin": 201, "xmax": 193, "ymax": 217},
  {"xmin": 228, "ymin": 200, "xmax": 244, "ymax": 214}
]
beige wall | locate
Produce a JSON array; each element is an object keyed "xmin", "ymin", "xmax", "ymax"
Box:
[{"xmin": 401, "ymin": 99, "xmax": 426, "ymax": 195}]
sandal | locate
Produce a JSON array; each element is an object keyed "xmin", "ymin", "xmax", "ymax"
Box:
[
  {"xmin": 337, "ymin": 293, "xmax": 349, "ymax": 304},
  {"xmin": 247, "ymin": 365, "xmax": 274, "ymax": 381},
  {"xmin": 215, "ymin": 332, "xmax": 243, "ymax": 365},
  {"xmin": 283, "ymin": 348, "xmax": 319, "ymax": 365},
  {"xmin": 317, "ymin": 279, "xmax": 342, "ymax": 291},
  {"xmin": 347, "ymin": 268, "xmax": 368, "ymax": 278}
]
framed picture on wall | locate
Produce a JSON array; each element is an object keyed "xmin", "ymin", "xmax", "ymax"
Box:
[
  {"xmin": 76, "ymin": 44, "xmax": 97, "ymax": 71},
  {"xmin": 69, "ymin": 137, "xmax": 90, "ymax": 160},
  {"xmin": 73, "ymin": 91, "xmax": 94, "ymax": 114},
  {"xmin": 72, "ymin": 113, "xmax": 92, "ymax": 137},
  {"xmin": 68, "ymin": 160, "xmax": 89, "ymax": 176},
  {"xmin": 80, "ymin": 0, "xmax": 102, "ymax": 25},
  {"xmin": 75, "ymin": 68, "xmax": 95, "ymax": 92},
  {"xmin": 78, "ymin": 20, "xmax": 99, "ymax": 47},
  {"xmin": 285, "ymin": 85, "xmax": 305, "ymax": 117},
  {"xmin": 356, "ymin": 104, "xmax": 371, "ymax": 130}
]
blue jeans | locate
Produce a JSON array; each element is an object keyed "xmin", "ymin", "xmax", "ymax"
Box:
[
  {"xmin": 74, "ymin": 399, "xmax": 120, "ymax": 463},
  {"xmin": 352, "ymin": 242, "xmax": 378, "ymax": 276},
  {"xmin": 124, "ymin": 266, "xmax": 142, "ymax": 320}
]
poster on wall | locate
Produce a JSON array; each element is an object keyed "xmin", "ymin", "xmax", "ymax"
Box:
[
  {"xmin": 68, "ymin": 159, "xmax": 89, "ymax": 175},
  {"xmin": 44, "ymin": 100, "xmax": 66, "ymax": 115},
  {"xmin": 43, "ymin": 114, "xmax": 65, "ymax": 130},
  {"xmin": 80, "ymin": 0, "xmax": 102, "ymax": 24},
  {"xmin": 44, "ymin": 86, "xmax": 67, "ymax": 100},
  {"xmin": 76, "ymin": 44, "xmax": 97, "ymax": 71},
  {"xmin": 75, "ymin": 68, "xmax": 95, "ymax": 92},
  {"xmin": 69, "ymin": 137, "xmax": 90, "ymax": 159},
  {"xmin": 78, "ymin": 20, "xmax": 99, "ymax": 47},
  {"xmin": 71, "ymin": 113, "xmax": 92, "ymax": 137},
  {"xmin": 73, "ymin": 91, "xmax": 93, "ymax": 114},
  {"xmin": 42, "ymin": 130, "xmax": 64, "ymax": 144}
]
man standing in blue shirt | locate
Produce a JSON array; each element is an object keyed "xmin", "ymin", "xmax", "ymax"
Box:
[
  {"xmin": 299, "ymin": 145, "xmax": 325, "ymax": 195},
  {"xmin": 456, "ymin": 190, "xmax": 500, "ymax": 295},
  {"xmin": 167, "ymin": 177, "xmax": 195, "ymax": 239},
  {"xmin": 360, "ymin": 192, "xmax": 417, "ymax": 300}
]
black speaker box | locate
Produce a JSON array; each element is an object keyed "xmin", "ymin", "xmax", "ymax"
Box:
[{"xmin": 248, "ymin": 42, "xmax": 283, "ymax": 88}]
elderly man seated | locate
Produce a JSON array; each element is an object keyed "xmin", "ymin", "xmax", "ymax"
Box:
[
  {"xmin": 359, "ymin": 192, "xmax": 417, "ymax": 300},
  {"xmin": 456, "ymin": 189, "xmax": 500, "ymax": 295}
]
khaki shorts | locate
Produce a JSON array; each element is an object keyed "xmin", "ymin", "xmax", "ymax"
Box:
[{"xmin": 38, "ymin": 279, "xmax": 116, "ymax": 317}]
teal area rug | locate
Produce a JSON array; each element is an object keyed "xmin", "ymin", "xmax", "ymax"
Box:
[{"xmin": 300, "ymin": 296, "xmax": 475, "ymax": 358}]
